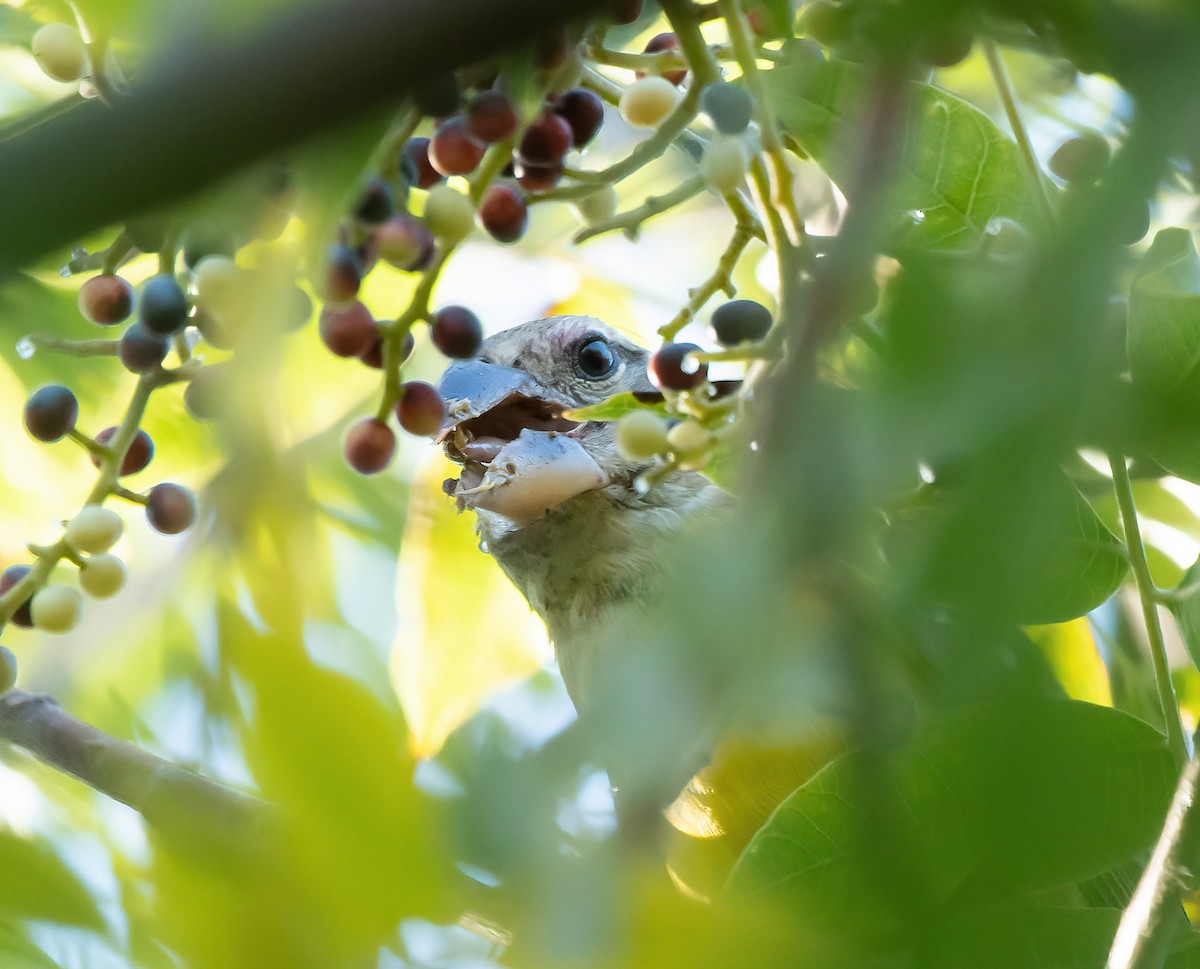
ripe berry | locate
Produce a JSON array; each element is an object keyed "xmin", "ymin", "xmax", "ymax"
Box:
[
  {"xmin": 146, "ymin": 483, "xmax": 197, "ymax": 534},
  {"xmin": 710, "ymin": 299, "xmax": 773, "ymax": 346},
  {"xmin": 515, "ymin": 162, "xmax": 563, "ymax": 193},
  {"xmin": 555, "ymin": 89, "xmax": 605, "ymax": 148},
  {"xmin": 119, "ymin": 323, "xmax": 169, "ymax": 373},
  {"xmin": 649, "ymin": 343, "xmax": 708, "ymax": 391},
  {"xmin": 361, "ymin": 330, "xmax": 414, "ymax": 370},
  {"xmin": 31, "ymin": 23, "xmax": 86, "ymax": 83},
  {"xmin": 79, "ymin": 553, "xmax": 126, "ymax": 599},
  {"xmin": 519, "ymin": 111, "xmax": 573, "ymax": 166},
  {"xmin": 78, "ymin": 274, "xmax": 134, "ymax": 325},
  {"xmin": 139, "ymin": 275, "xmax": 189, "ymax": 335},
  {"xmin": 615, "ymin": 409, "xmax": 669, "ymax": 461},
  {"xmin": 321, "ymin": 243, "xmax": 363, "ymax": 303},
  {"xmin": 643, "ymin": 33, "xmax": 686, "ymax": 85},
  {"xmin": 413, "ymin": 73, "xmax": 461, "ymax": 118},
  {"xmin": 423, "ymin": 185, "xmax": 475, "ymax": 243},
  {"xmin": 375, "ymin": 214, "xmax": 435, "ymax": 271},
  {"xmin": 620, "ymin": 77, "xmax": 681, "ymax": 128},
  {"xmin": 24, "ymin": 385, "xmax": 78, "ymax": 442},
  {"xmin": 65, "ymin": 506, "xmax": 123, "ymax": 554},
  {"xmin": 344, "ymin": 419, "xmax": 396, "ymax": 474},
  {"xmin": 0, "ymin": 646, "xmax": 15, "ymax": 693},
  {"xmin": 319, "ymin": 301, "xmax": 378, "ymax": 358},
  {"xmin": 0, "ymin": 565, "xmax": 34, "ymax": 628},
  {"xmin": 431, "ymin": 306, "xmax": 482, "ymax": 358},
  {"xmin": 31, "ymin": 586, "xmax": 81, "ymax": 634},
  {"xmin": 466, "ymin": 90, "xmax": 519, "ymax": 143},
  {"xmin": 701, "ymin": 138, "xmax": 748, "ymax": 194},
  {"xmin": 429, "ymin": 118, "xmax": 486, "ymax": 176},
  {"xmin": 574, "ymin": 185, "xmax": 619, "ymax": 223},
  {"xmin": 396, "ymin": 381, "xmax": 446, "ymax": 437},
  {"xmin": 479, "ymin": 185, "xmax": 529, "ymax": 243},
  {"xmin": 401, "ymin": 137, "xmax": 443, "ymax": 189},
  {"xmin": 92, "ymin": 427, "xmax": 154, "ymax": 476},
  {"xmin": 1048, "ymin": 132, "xmax": 1111, "ymax": 185},
  {"xmin": 184, "ymin": 365, "xmax": 224, "ymax": 421},
  {"xmin": 700, "ymin": 83, "xmax": 753, "ymax": 135},
  {"xmin": 354, "ymin": 177, "xmax": 393, "ymax": 224}
]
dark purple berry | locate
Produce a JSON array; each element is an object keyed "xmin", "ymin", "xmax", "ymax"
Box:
[
  {"xmin": 396, "ymin": 381, "xmax": 446, "ymax": 437},
  {"xmin": 401, "ymin": 137, "xmax": 443, "ymax": 189},
  {"xmin": 555, "ymin": 89, "xmax": 605, "ymax": 148},
  {"xmin": 515, "ymin": 161, "xmax": 563, "ymax": 193},
  {"xmin": 429, "ymin": 118, "xmax": 486, "ymax": 176},
  {"xmin": 479, "ymin": 185, "xmax": 529, "ymax": 243},
  {"xmin": 93, "ymin": 427, "xmax": 154, "ymax": 476},
  {"xmin": 354, "ymin": 177, "xmax": 393, "ymax": 224},
  {"xmin": 119, "ymin": 322, "xmax": 169, "ymax": 373},
  {"xmin": 0, "ymin": 565, "xmax": 33, "ymax": 628},
  {"xmin": 319, "ymin": 301, "xmax": 378, "ymax": 358},
  {"xmin": 322, "ymin": 243, "xmax": 363, "ymax": 303},
  {"xmin": 710, "ymin": 299, "xmax": 772, "ymax": 346},
  {"xmin": 140, "ymin": 275, "xmax": 189, "ymax": 335},
  {"xmin": 146, "ymin": 483, "xmax": 197, "ymax": 534},
  {"xmin": 431, "ymin": 306, "xmax": 483, "ymax": 359},
  {"xmin": 344, "ymin": 419, "xmax": 396, "ymax": 474},
  {"xmin": 518, "ymin": 111, "xmax": 573, "ymax": 166},
  {"xmin": 78, "ymin": 274, "xmax": 134, "ymax": 325},
  {"xmin": 643, "ymin": 33, "xmax": 686, "ymax": 85},
  {"xmin": 361, "ymin": 331, "xmax": 414, "ymax": 370},
  {"xmin": 649, "ymin": 342, "xmax": 708, "ymax": 391},
  {"xmin": 466, "ymin": 90, "xmax": 519, "ymax": 143},
  {"xmin": 24, "ymin": 385, "xmax": 78, "ymax": 442}
]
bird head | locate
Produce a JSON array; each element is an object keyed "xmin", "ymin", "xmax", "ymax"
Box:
[{"xmin": 437, "ymin": 315, "xmax": 657, "ymax": 528}]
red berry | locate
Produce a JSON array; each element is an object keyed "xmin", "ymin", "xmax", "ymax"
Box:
[
  {"xmin": 396, "ymin": 381, "xmax": 446, "ymax": 436},
  {"xmin": 93, "ymin": 427, "xmax": 154, "ymax": 475},
  {"xmin": 431, "ymin": 306, "xmax": 483, "ymax": 359},
  {"xmin": 344, "ymin": 418, "xmax": 396, "ymax": 474},
  {"xmin": 146, "ymin": 483, "xmax": 197, "ymax": 534},
  {"xmin": 643, "ymin": 33, "xmax": 686, "ymax": 85},
  {"xmin": 649, "ymin": 342, "xmax": 708, "ymax": 391},
  {"xmin": 479, "ymin": 185, "xmax": 529, "ymax": 243},
  {"xmin": 361, "ymin": 330, "xmax": 414, "ymax": 370},
  {"xmin": 119, "ymin": 323, "xmax": 169, "ymax": 373},
  {"xmin": 555, "ymin": 89, "xmax": 605, "ymax": 148},
  {"xmin": 322, "ymin": 243, "xmax": 362, "ymax": 303},
  {"xmin": 78, "ymin": 274, "xmax": 134, "ymax": 325},
  {"xmin": 429, "ymin": 118, "xmax": 486, "ymax": 176},
  {"xmin": 374, "ymin": 214, "xmax": 435, "ymax": 272},
  {"xmin": 319, "ymin": 301, "xmax": 378, "ymax": 358},
  {"xmin": 515, "ymin": 161, "xmax": 563, "ymax": 193},
  {"xmin": 466, "ymin": 90, "xmax": 519, "ymax": 143},
  {"xmin": 24, "ymin": 385, "xmax": 78, "ymax": 442},
  {"xmin": 401, "ymin": 137, "xmax": 443, "ymax": 189},
  {"xmin": 518, "ymin": 111, "xmax": 573, "ymax": 166},
  {"xmin": 0, "ymin": 565, "xmax": 33, "ymax": 628}
]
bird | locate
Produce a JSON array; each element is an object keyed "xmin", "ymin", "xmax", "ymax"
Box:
[{"xmin": 436, "ymin": 314, "xmax": 840, "ymax": 895}]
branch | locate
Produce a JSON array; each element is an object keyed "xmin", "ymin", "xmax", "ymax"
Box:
[{"xmin": 0, "ymin": 690, "xmax": 269, "ymax": 855}]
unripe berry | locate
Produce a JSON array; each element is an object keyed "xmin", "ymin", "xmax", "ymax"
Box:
[
  {"xmin": 479, "ymin": 185, "xmax": 529, "ymax": 243},
  {"xmin": 431, "ymin": 306, "xmax": 482, "ymax": 358},
  {"xmin": 620, "ymin": 77, "xmax": 681, "ymax": 128},
  {"xmin": 667, "ymin": 418, "xmax": 711, "ymax": 454},
  {"xmin": 466, "ymin": 90, "xmax": 519, "ymax": 143},
  {"xmin": 24, "ymin": 385, "xmax": 78, "ymax": 442},
  {"xmin": 31, "ymin": 23, "xmax": 87, "ymax": 83},
  {"xmin": 344, "ymin": 419, "xmax": 396, "ymax": 474},
  {"xmin": 401, "ymin": 137, "xmax": 443, "ymax": 190},
  {"xmin": 31, "ymin": 586, "xmax": 81, "ymax": 634},
  {"xmin": 1048, "ymin": 132, "xmax": 1111, "ymax": 185},
  {"xmin": 184, "ymin": 366, "xmax": 224, "ymax": 421},
  {"xmin": 79, "ymin": 554, "xmax": 126, "ymax": 599},
  {"xmin": 191, "ymin": 255, "xmax": 246, "ymax": 319},
  {"xmin": 139, "ymin": 275, "xmax": 189, "ymax": 335},
  {"xmin": 423, "ymin": 185, "xmax": 475, "ymax": 243},
  {"xmin": 555, "ymin": 89, "xmax": 605, "ymax": 148},
  {"xmin": 65, "ymin": 506, "xmax": 123, "ymax": 554},
  {"xmin": 0, "ymin": 646, "xmax": 15, "ymax": 693},
  {"xmin": 78, "ymin": 274, "xmax": 134, "ymax": 325},
  {"xmin": 375, "ymin": 214, "xmax": 435, "ymax": 271},
  {"xmin": 0, "ymin": 565, "xmax": 34, "ymax": 628},
  {"xmin": 396, "ymin": 381, "xmax": 446, "ymax": 436},
  {"xmin": 319, "ymin": 301, "xmax": 378, "ymax": 358},
  {"xmin": 429, "ymin": 118, "xmax": 486, "ymax": 176},
  {"xmin": 918, "ymin": 25, "xmax": 974, "ymax": 68},
  {"xmin": 615, "ymin": 409, "xmax": 669, "ymax": 461},
  {"xmin": 799, "ymin": 1, "xmax": 854, "ymax": 47},
  {"xmin": 92, "ymin": 427, "xmax": 154, "ymax": 476},
  {"xmin": 146, "ymin": 483, "xmax": 197, "ymax": 534},
  {"xmin": 182, "ymin": 225, "xmax": 236, "ymax": 270},
  {"xmin": 574, "ymin": 185, "xmax": 619, "ymax": 224},
  {"xmin": 710, "ymin": 299, "xmax": 773, "ymax": 346},
  {"xmin": 119, "ymin": 323, "xmax": 169, "ymax": 373},
  {"xmin": 700, "ymin": 82, "xmax": 753, "ymax": 135},
  {"xmin": 701, "ymin": 138, "xmax": 748, "ymax": 194},
  {"xmin": 649, "ymin": 343, "xmax": 707, "ymax": 391},
  {"xmin": 642, "ymin": 33, "xmax": 686, "ymax": 85}
]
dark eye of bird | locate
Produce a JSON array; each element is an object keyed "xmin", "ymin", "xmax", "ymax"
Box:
[{"xmin": 576, "ymin": 337, "xmax": 617, "ymax": 379}]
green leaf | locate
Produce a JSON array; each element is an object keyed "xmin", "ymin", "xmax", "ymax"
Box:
[
  {"xmin": 726, "ymin": 700, "xmax": 1175, "ymax": 932},
  {"xmin": 1170, "ymin": 556, "xmax": 1200, "ymax": 672},
  {"xmin": 766, "ymin": 59, "xmax": 1032, "ymax": 251},
  {"xmin": 0, "ymin": 832, "xmax": 104, "ymax": 928},
  {"xmin": 564, "ymin": 391, "xmax": 668, "ymax": 422}
]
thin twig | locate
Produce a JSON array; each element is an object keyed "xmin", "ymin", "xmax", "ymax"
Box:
[
  {"xmin": 26, "ymin": 334, "xmax": 120, "ymax": 357},
  {"xmin": 573, "ymin": 175, "xmax": 705, "ymax": 244}
]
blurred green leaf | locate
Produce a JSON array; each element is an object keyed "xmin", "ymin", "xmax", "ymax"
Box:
[
  {"xmin": 727, "ymin": 700, "xmax": 1174, "ymax": 933},
  {"xmin": 0, "ymin": 924, "xmax": 61, "ymax": 969},
  {"xmin": 1170, "ymin": 556, "xmax": 1200, "ymax": 672},
  {"xmin": 0, "ymin": 832, "xmax": 104, "ymax": 928},
  {"xmin": 767, "ymin": 59, "xmax": 1032, "ymax": 251}
]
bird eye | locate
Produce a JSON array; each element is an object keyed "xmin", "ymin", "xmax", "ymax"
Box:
[{"xmin": 575, "ymin": 337, "xmax": 618, "ymax": 379}]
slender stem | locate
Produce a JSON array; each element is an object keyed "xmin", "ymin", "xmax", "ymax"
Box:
[
  {"xmin": 585, "ymin": 46, "xmax": 687, "ymax": 75},
  {"xmin": 982, "ymin": 39, "xmax": 1054, "ymax": 230},
  {"xmin": 572, "ymin": 175, "xmax": 704, "ymax": 243},
  {"xmin": 27, "ymin": 334, "xmax": 119, "ymax": 357},
  {"xmin": 1109, "ymin": 451, "xmax": 1188, "ymax": 769}
]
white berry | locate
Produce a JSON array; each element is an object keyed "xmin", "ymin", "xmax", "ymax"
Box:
[
  {"xmin": 619, "ymin": 77, "xmax": 681, "ymax": 128},
  {"xmin": 79, "ymin": 554, "xmax": 126, "ymax": 599},
  {"xmin": 701, "ymin": 138, "xmax": 749, "ymax": 195},
  {"xmin": 65, "ymin": 506, "xmax": 123, "ymax": 554},
  {"xmin": 31, "ymin": 24, "xmax": 87, "ymax": 83},
  {"xmin": 31, "ymin": 586, "xmax": 81, "ymax": 634}
]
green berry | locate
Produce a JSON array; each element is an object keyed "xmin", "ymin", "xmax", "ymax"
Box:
[
  {"xmin": 799, "ymin": 1, "xmax": 854, "ymax": 48},
  {"xmin": 31, "ymin": 586, "xmax": 81, "ymax": 634},
  {"xmin": 666, "ymin": 419, "xmax": 711, "ymax": 454},
  {"xmin": 615, "ymin": 410, "xmax": 669, "ymax": 461},
  {"xmin": 79, "ymin": 554, "xmax": 126, "ymax": 599},
  {"xmin": 31, "ymin": 23, "xmax": 86, "ymax": 83},
  {"xmin": 423, "ymin": 184, "xmax": 475, "ymax": 243},
  {"xmin": 65, "ymin": 506, "xmax": 123, "ymax": 554},
  {"xmin": 574, "ymin": 185, "xmax": 619, "ymax": 224},
  {"xmin": 1048, "ymin": 132, "xmax": 1111, "ymax": 185},
  {"xmin": 701, "ymin": 138, "xmax": 748, "ymax": 195}
]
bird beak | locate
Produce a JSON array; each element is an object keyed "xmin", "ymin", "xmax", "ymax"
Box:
[{"xmin": 437, "ymin": 359, "xmax": 560, "ymax": 436}]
